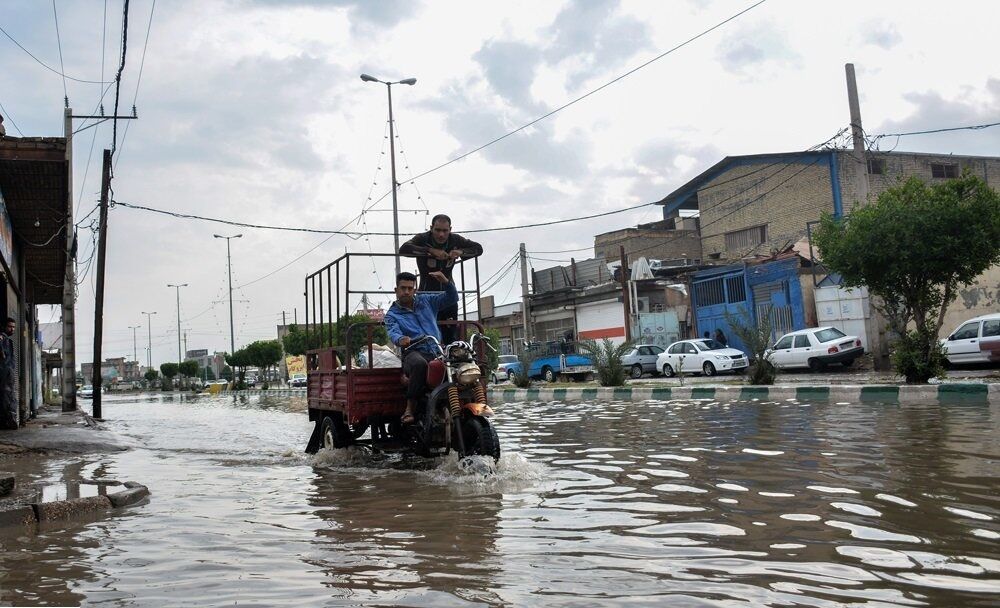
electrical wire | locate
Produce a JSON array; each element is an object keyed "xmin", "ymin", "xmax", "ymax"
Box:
[
  {"xmin": 0, "ymin": 23, "xmax": 109, "ymax": 84},
  {"xmin": 51, "ymin": 0, "xmax": 69, "ymax": 104},
  {"xmin": 402, "ymin": 0, "xmax": 767, "ymax": 186},
  {"xmin": 872, "ymin": 121, "xmax": 1000, "ymax": 139},
  {"xmin": 114, "ymin": 0, "xmax": 155, "ymax": 169},
  {"xmin": 0, "ymin": 100, "xmax": 24, "ymax": 135},
  {"xmin": 110, "ymin": 0, "xmax": 130, "ymax": 156}
]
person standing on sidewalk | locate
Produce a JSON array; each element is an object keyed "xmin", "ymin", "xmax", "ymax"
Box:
[
  {"xmin": 0, "ymin": 317, "xmax": 17, "ymax": 429},
  {"xmin": 399, "ymin": 214, "xmax": 483, "ymax": 345}
]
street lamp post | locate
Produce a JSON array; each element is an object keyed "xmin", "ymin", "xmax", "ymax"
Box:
[
  {"xmin": 213, "ymin": 234, "xmax": 242, "ymax": 355},
  {"xmin": 167, "ymin": 283, "xmax": 188, "ymax": 365},
  {"xmin": 141, "ymin": 311, "xmax": 157, "ymax": 370},
  {"xmin": 128, "ymin": 325, "xmax": 140, "ymax": 376},
  {"xmin": 360, "ymin": 73, "xmax": 417, "ymax": 276}
]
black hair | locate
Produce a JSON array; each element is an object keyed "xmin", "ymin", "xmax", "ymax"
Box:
[
  {"xmin": 5, "ymin": 317, "xmax": 14, "ymax": 324},
  {"xmin": 396, "ymin": 272, "xmax": 417, "ymax": 286},
  {"xmin": 430, "ymin": 214, "xmax": 451, "ymax": 227}
]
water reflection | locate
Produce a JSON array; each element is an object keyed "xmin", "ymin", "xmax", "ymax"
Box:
[{"xmin": 0, "ymin": 394, "xmax": 996, "ymax": 606}]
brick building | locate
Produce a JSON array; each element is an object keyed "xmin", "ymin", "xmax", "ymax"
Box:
[
  {"xmin": 594, "ymin": 217, "xmax": 702, "ymax": 266},
  {"xmin": 657, "ymin": 149, "xmax": 1000, "ymax": 339}
]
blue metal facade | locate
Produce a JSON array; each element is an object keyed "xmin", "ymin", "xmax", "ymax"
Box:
[{"xmin": 691, "ymin": 258, "xmax": 808, "ymax": 355}]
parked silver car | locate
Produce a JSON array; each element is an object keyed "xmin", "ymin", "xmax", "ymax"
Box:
[
  {"xmin": 621, "ymin": 344, "xmax": 666, "ymax": 379},
  {"xmin": 492, "ymin": 355, "xmax": 519, "ymax": 383}
]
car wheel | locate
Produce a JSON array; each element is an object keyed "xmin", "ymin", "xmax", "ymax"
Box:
[
  {"xmin": 543, "ymin": 367, "xmax": 556, "ymax": 383},
  {"xmin": 841, "ymin": 358, "xmax": 855, "ymax": 369},
  {"xmin": 702, "ymin": 362, "xmax": 716, "ymax": 377},
  {"xmin": 807, "ymin": 358, "xmax": 826, "ymax": 373},
  {"xmin": 491, "ymin": 373, "xmax": 499, "ymax": 384},
  {"xmin": 630, "ymin": 364, "xmax": 643, "ymax": 379},
  {"xmin": 662, "ymin": 364, "xmax": 675, "ymax": 378},
  {"xmin": 584, "ymin": 372, "xmax": 595, "ymax": 382},
  {"xmin": 507, "ymin": 369, "xmax": 516, "ymax": 382}
]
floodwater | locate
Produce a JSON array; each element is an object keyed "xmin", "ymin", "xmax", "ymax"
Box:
[{"xmin": 1, "ymin": 393, "xmax": 998, "ymax": 606}]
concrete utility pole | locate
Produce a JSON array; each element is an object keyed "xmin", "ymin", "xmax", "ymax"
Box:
[
  {"xmin": 62, "ymin": 107, "xmax": 76, "ymax": 412},
  {"xmin": 845, "ymin": 63, "xmax": 870, "ymax": 210},
  {"xmin": 619, "ymin": 245, "xmax": 632, "ymax": 342},
  {"xmin": 91, "ymin": 149, "xmax": 112, "ymax": 420},
  {"xmin": 167, "ymin": 283, "xmax": 188, "ymax": 364},
  {"xmin": 519, "ymin": 243, "xmax": 531, "ymax": 346},
  {"xmin": 142, "ymin": 311, "xmax": 157, "ymax": 369},
  {"xmin": 128, "ymin": 325, "xmax": 140, "ymax": 367},
  {"xmin": 214, "ymin": 234, "xmax": 242, "ymax": 355}
]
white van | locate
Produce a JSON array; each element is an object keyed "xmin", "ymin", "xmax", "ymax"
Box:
[{"xmin": 941, "ymin": 313, "xmax": 1000, "ymax": 365}]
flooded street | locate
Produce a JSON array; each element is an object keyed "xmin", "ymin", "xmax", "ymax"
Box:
[{"xmin": 1, "ymin": 393, "xmax": 998, "ymax": 606}]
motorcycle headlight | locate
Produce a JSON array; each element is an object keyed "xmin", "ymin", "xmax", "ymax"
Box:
[{"xmin": 455, "ymin": 362, "xmax": 482, "ymax": 385}]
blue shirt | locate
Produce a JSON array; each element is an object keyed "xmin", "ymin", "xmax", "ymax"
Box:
[{"xmin": 384, "ymin": 282, "xmax": 459, "ymax": 354}]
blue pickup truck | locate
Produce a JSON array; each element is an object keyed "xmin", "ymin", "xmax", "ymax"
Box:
[{"xmin": 504, "ymin": 341, "xmax": 595, "ymax": 383}]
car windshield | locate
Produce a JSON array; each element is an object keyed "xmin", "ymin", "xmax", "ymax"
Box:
[
  {"xmin": 814, "ymin": 328, "xmax": 847, "ymax": 343},
  {"xmin": 695, "ymin": 339, "xmax": 727, "ymax": 351},
  {"xmin": 499, "ymin": 355, "xmax": 517, "ymax": 364}
]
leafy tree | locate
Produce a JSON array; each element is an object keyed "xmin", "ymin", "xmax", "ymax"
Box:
[
  {"xmin": 510, "ymin": 347, "xmax": 535, "ymax": 388},
  {"xmin": 225, "ymin": 350, "xmax": 251, "ymax": 389},
  {"xmin": 244, "ymin": 340, "xmax": 283, "ymax": 388},
  {"xmin": 159, "ymin": 363, "xmax": 179, "ymax": 390},
  {"xmin": 814, "ymin": 174, "xmax": 1000, "ymax": 382},
  {"xmin": 205, "ymin": 366, "xmax": 216, "ymax": 381},
  {"xmin": 178, "ymin": 360, "xmax": 199, "ymax": 385},
  {"xmin": 724, "ymin": 307, "xmax": 777, "ymax": 385},
  {"xmin": 281, "ymin": 324, "xmax": 323, "ymax": 356},
  {"xmin": 578, "ymin": 339, "xmax": 634, "ymax": 387},
  {"xmin": 143, "ymin": 369, "xmax": 159, "ymax": 386},
  {"xmin": 336, "ymin": 314, "xmax": 389, "ymax": 361},
  {"xmin": 220, "ymin": 365, "xmax": 233, "ymax": 381}
]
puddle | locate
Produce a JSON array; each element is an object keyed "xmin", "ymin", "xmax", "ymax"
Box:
[{"xmin": 38, "ymin": 482, "xmax": 120, "ymax": 503}]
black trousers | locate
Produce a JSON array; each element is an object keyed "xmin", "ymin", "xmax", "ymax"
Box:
[
  {"xmin": 403, "ymin": 350, "xmax": 434, "ymax": 400},
  {"xmin": 437, "ymin": 303, "xmax": 459, "ymax": 346}
]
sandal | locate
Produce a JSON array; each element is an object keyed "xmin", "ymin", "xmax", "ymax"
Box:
[{"xmin": 401, "ymin": 411, "xmax": 415, "ymax": 424}]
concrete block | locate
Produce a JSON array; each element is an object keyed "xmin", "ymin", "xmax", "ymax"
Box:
[
  {"xmin": 107, "ymin": 485, "xmax": 149, "ymax": 508},
  {"xmin": 0, "ymin": 505, "xmax": 37, "ymax": 527},
  {"xmin": 33, "ymin": 495, "xmax": 112, "ymax": 521},
  {"xmin": 0, "ymin": 473, "xmax": 14, "ymax": 497}
]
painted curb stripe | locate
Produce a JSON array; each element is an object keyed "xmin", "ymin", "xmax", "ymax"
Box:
[
  {"xmin": 796, "ymin": 387, "xmax": 831, "ymax": 402},
  {"xmin": 937, "ymin": 383, "xmax": 989, "ymax": 404},
  {"xmin": 740, "ymin": 387, "xmax": 770, "ymax": 401},
  {"xmin": 691, "ymin": 387, "xmax": 716, "ymax": 400},
  {"xmin": 860, "ymin": 386, "xmax": 900, "ymax": 403},
  {"xmin": 551, "ymin": 389, "xmax": 567, "ymax": 401},
  {"xmin": 650, "ymin": 387, "xmax": 673, "ymax": 400}
]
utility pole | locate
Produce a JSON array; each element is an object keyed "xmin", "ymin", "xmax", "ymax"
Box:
[
  {"xmin": 62, "ymin": 107, "xmax": 77, "ymax": 412},
  {"xmin": 128, "ymin": 325, "xmax": 140, "ymax": 368},
  {"xmin": 167, "ymin": 283, "xmax": 188, "ymax": 364},
  {"xmin": 519, "ymin": 243, "xmax": 531, "ymax": 347},
  {"xmin": 142, "ymin": 311, "xmax": 156, "ymax": 369},
  {"xmin": 62, "ymin": 106, "xmax": 137, "ymax": 411},
  {"xmin": 91, "ymin": 149, "xmax": 112, "ymax": 419},
  {"xmin": 845, "ymin": 63, "xmax": 869, "ymax": 210},
  {"xmin": 294, "ymin": 308, "xmax": 297, "ymax": 325},
  {"xmin": 183, "ymin": 331, "xmax": 188, "ymax": 356},
  {"xmin": 214, "ymin": 234, "xmax": 242, "ymax": 355},
  {"xmin": 619, "ymin": 246, "xmax": 632, "ymax": 342}
]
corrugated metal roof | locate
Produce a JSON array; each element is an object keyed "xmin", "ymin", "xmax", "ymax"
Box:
[{"xmin": 533, "ymin": 257, "xmax": 613, "ymax": 293}]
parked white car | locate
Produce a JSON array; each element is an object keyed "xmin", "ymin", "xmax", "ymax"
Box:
[
  {"xmin": 492, "ymin": 354, "xmax": 519, "ymax": 383},
  {"xmin": 766, "ymin": 327, "xmax": 864, "ymax": 371},
  {"xmin": 622, "ymin": 344, "xmax": 666, "ymax": 378},
  {"xmin": 78, "ymin": 385, "xmax": 94, "ymax": 398},
  {"xmin": 656, "ymin": 339, "xmax": 748, "ymax": 377},
  {"xmin": 941, "ymin": 313, "xmax": 1000, "ymax": 365}
]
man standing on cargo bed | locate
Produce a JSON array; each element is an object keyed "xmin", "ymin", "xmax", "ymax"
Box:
[
  {"xmin": 385, "ymin": 270, "xmax": 458, "ymax": 425},
  {"xmin": 399, "ymin": 214, "xmax": 483, "ymax": 345}
]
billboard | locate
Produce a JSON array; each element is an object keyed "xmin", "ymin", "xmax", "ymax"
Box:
[{"xmin": 285, "ymin": 355, "xmax": 305, "ymax": 378}]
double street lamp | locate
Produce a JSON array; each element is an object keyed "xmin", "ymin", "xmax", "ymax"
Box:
[
  {"xmin": 360, "ymin": 73, "xmax": 416, "ymax": 276},
  {"xmin": 214, "ymin": 234, "xmax": 242, "ymax": 355},
  {"xmin": 167, "ymin": 283, "xmax": 188, "ymax": 365}
]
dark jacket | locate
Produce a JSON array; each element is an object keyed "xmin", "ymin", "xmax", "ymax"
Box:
[{"xmin": 399, "ymin": 231, "xmax": 483, "ymax": 291}]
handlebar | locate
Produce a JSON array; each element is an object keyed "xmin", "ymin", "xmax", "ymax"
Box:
[{"xmin": 402, "ymin": 335, "xmax": 445, "ymax": 356}]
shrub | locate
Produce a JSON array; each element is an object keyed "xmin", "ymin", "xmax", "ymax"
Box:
[
  {"xmin": 724, "ymin": 307, "xmax": 778, "ymax": 386},
  {"xmin": 578, "ymin": 339, "xmax": 633, "ymax": 387},
  {"xmin": 510, "ymin": 347, "xmax": 534, "ymax": 388},
  {"xmin": 892, "ymin": 325, "xmax": 947, "ymax": 384}
]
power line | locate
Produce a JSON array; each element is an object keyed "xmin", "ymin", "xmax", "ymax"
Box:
[
  {"xmin": 110, "ymin": 0, "xmax": 131, "ymax": 156},
  {"xmin": 51, "ymin": 0, "xmax": 69, "ymax": 105},
  {"xmin": 114, "ymin": 0, "xmax": 155, "ymax": 169},
  {"xmin": 0, "ymin": 23, "xmax": 109, "ymax": 84},
  {"xmin": 403, "ymin": 0, "xmax": 767, "ymax": 186},
  {"xmin": 0, "ymin": 100, "xmax": 24, "ymax": 135},
  {"xmin": 872, "ymin": 120, "xmax": 1000, "ymax": 139}
]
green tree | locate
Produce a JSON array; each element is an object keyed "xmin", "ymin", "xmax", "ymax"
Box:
[
  {"xmin": 178, "ymin": 360, "xmax": 199, "ymax": 388},
  {"xmin": 205, "ymin": 366, "xmax": 216, "ymax": 381},
  {"xmin": 281, "ymin": 324, "xmax": 323, "ymax": 356},
  {"xmin": 336, "ymin": 314, "xmax": 389, "ymax": 360},
  {"xmin": 814, "ymin": 174, "xmax": 1000, "ymax": 382},
  {"xmin": 482, "ymin": 328, "xmax": 502, "ymax": 372},
  {"xmin": 220, "ymin": 365, "xmax": 233, "ymax": 381},
  {"xmin": 578, "ymin": 339, "xmax": 634, "ymax": 387},
  {"xmin": 724, "ymin": 307, "xmax": 777, "ymax": 385},
  {"xmin": 159, "ymin": 362, "xmax": 179, "ymax": 390},
  {"xmin": 225, "ymin": 350, "xmax": 251, "ymax": 389},
  {"xmin": 244, "ymin": 340, "xmax": 283, "ymax": 388},
  {"xmin": 143, "ymin": 369, "xmax": 159, "ymax": 386}
]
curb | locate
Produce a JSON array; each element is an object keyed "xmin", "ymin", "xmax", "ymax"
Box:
[
  {"xmin": 0, "ymin": 481, "xmax": 149, "ymax": 528},
  {"xmin": 487, "ymin": 383, "xmax": 999, "ymax": 405},
  {"xmin": 227, "ymin": 389, "xmax": 306, "ymax": 397}
]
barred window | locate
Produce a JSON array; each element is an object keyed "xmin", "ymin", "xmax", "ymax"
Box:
[
  {"xmin": 867, "ymin": 158, "xmax": 885, "ymax": 175},
  {"xmin": 931, "ymin": 163, "xmax": 958, "ymax": 179},
  {"xmin": 695, "ymin": 278, "xmax": 725, "ymax": 307},
  {"xmin": 724, "ymin": 225, "xmax": 767, "ymax": 251},
  {"xmin": 725, "ymin": 276, "xmax": 747, "ymax": 303}
]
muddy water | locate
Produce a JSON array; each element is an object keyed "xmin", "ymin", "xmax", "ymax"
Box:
[{"xmin": 0, "ymin": 394, "xmax": 998, "ymax": 606}]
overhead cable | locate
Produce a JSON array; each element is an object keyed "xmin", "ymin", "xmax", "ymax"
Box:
[{"xmin": 0, "ymin": 23, "xmax": 109, "ymax": 84}]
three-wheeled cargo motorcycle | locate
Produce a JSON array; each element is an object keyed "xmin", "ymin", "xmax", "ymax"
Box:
[{"xmin": 302, "ymin": 252, "xmax": 500, "ymax": 463}]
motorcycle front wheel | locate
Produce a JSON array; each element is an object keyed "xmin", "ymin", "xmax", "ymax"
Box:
[{"xmin": 460, "ymin": 416, "xmax": 501, "ymax": 462}]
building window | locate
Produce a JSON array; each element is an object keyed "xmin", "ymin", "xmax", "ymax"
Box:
[
  {"xmin": 694, "ymin": 278, "xmax": 725, "ymax": 307},
  {"xmin": 725, "ymin": 276, "xmax": 747, "ymax": 303},
  {"xmin": 867, "ymin": 158, "xmax": 885, "ymax": 175},
  {"xmin": 724, "ymin": 225, "xmax": 767, "ymax": 251},
  {"xmin": 931, "ymin": 163, "xmax": 958, "ymax": 179}
]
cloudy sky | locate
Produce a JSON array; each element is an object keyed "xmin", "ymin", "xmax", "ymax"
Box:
[{"xmin": 2, "ymin": 0, "xmax": 998, "ymax": 368}]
